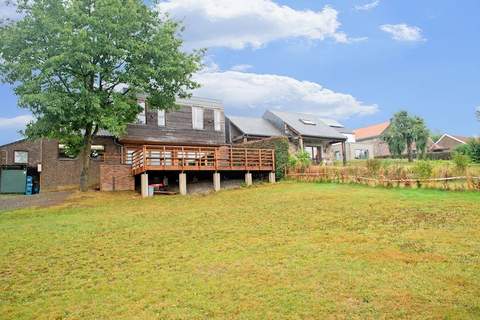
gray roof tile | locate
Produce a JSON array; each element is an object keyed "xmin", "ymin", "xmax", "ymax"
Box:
[{"xmin": 228, "ymin": 116, "xmax": 282, "ymax": 136}]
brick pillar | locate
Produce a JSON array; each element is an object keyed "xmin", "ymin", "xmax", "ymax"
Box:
[
  {"xmin": 245, "ymin": 173, "xmax": 252, "ymax": 186},
  {"xmin": 213, "ymin": 172, "xmax": 221, "ymax": 192},
  {"xmin": 141, "ymin": 173, "xmax": 149, "ymax": 198},
  {"xmin": 179, "ymin": 173, "xmax": 187, "ymax": 195}
]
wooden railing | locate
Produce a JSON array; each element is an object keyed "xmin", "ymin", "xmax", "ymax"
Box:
[{"xmin": 130, "ymin": 145, "xmax": 275, "ymax": 175}]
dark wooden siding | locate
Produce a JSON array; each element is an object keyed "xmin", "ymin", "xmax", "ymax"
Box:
[{"xmin": 121, "ymin": 105, "xmax": 226, "ymax": 145}]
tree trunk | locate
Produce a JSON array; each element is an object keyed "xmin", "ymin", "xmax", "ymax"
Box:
[
  {"xmin": 407, "ymin": 142, "xmax": 413, "ymax": 162},
  {"xmin": 79, "ymin": 130, "xmax": 93, "ymax": 192}
]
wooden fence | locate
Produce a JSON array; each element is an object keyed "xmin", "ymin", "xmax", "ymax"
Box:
[{"xmin": 287, "ymin": 166, "xmax": 480, "ymax": 191}]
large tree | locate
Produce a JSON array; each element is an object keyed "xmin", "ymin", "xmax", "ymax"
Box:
[
  {"xmin": 0, "ymin": 0, "xmax": 203, "ymax": 191},
  {"xmin": 382, "ymin": 111, "xmax": 429, "ymax": 162}
]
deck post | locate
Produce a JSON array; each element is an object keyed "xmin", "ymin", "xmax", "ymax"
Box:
[
  {"xmin": 179, "ymin": 172, "xmax": 187, "ymax": 196},
  {"xmin": 141, "ymin": 173, "xmax": 149, "ymax": 198},
  {"xmin": 213, "ymin": 172, "xmax": 221, "ymax": 192},
  {"xmin": 269, "ymin": 172, "xmax": 276, "ymax": 184},
  {"xmin": 245, "ymin": 172, "xmax": 252, "ymax": 186}
]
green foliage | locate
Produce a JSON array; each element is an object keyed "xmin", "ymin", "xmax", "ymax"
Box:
[
  {"xmin": 288, "ymin": 154, "xmax": 298, "ymax": 168},
  {"xmin": 296, "ymin": 150, "xmax": 312, "ymax": 169},
  {"xmin": 467, "ymin": 139, "xmax": 480, "ymax": 163},
  {"xmin": 366, "ymin": 159, "xmax": 382, "ymax": 175},
  {"xmin": 382, "ymin": 111, "xmax": 430, "ymax": 161},
  {"xmin": 452, "ymin": 153, "xmax": 471, "ymax": 174},
  {"xmin": 272, "ymin": 138, "xmax": 290, "ymax": 179},
  {"xmin": 0, "ymin": 0, "xmax": 203, "ymax": 189},
  {"xmin": 454, "ymin": 139, "xmax": 480, "ymax": 163},
  {"xmin": 412, "ymin": 160, "xmax": 433, "ymax": 179}
]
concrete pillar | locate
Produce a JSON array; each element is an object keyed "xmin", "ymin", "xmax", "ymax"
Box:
[
  {"xmin": 179, "ymin": 173, "xmax": 187, "ymax": 195},
  {"xmin": 269, "ymin": 172, "xmax": 276, "ymax": 184},
  {"xmin": 245, "ymin": 172, "xmax": 252, "ymax": 186},
  {"xmin": 141, "ymin": 173, "xmax": 149, "ymax": 198},
  {"xmin": 213, "ymin": 172, "xmax": 221, "ymax": 192}
]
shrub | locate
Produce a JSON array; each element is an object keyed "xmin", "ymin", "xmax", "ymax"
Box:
[
  {"xmin": 454, "ymin": 139, "xmax": 480, "ymax": 163},
  {"xmin": 296, "ymin": 150, "xmax": 312, "ymax": 169},
  {"xmin": 287, "ymin": 154, "xmax": 298, "ymax": 169},
  {"xmin": 413, "ymin": 161, "xmax": 433, "ymax": 180},
  {"xmin": 452, "ymin": 153, "xmax": 471, "ymax": 174},
  {"xmin": 366, "ymin": 159, "xmax": 381, "ymax": 176}
]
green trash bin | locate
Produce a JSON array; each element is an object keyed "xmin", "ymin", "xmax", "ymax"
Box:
[{"xmin": 0, "ymin": 165, "xmax": 27, "ymax": 194}]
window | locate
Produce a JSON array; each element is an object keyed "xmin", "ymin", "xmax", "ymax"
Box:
[
  {"xmin": 300, "ymin": 119, "xmax": 316, "ymax": 125},
  {"xmin": 192, "ymin": 107, "xmax": 204, "ymax": 130},
  {"xmin": 14, "ymin": 151, "xmax": 28, "ymax": 164},
  {"xmin": 90, "ymin": 145, "xmax": 105, "ymax": 160},
  {"xmin": 334, "ymin": 151, "xmax": 341, "ymax": 161},
  {"xmin": 137, "ymin": 100, "xmax": 146, "ymax": 124},
  {"xmin": 58, "ymin": 144, "xmax": 105, "ymax": 160},
  {"xmin": 214, "ymin": 109, "xmax": 222, "ymax": 131},
  {"xmin": 158, "ymin": 110, "xmax": 166, "ymax": 127},
  {"xmin": 354, "ymin": 149, "xmax": 369, "ymax": 160}
]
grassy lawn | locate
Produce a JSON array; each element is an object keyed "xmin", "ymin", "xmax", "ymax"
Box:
[{"xmin": 1, "ymin": 183, "xmax": 480, "ymax": 319}]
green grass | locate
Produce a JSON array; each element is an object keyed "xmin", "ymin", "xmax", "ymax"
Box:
[{"xmin": 1, "ymin": 182, "xmax": 480, "ymax": 319}]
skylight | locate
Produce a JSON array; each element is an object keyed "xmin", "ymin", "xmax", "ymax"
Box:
[{"xmin": 300, "ymin": 119, "xmax": 316, "ymax": 125}]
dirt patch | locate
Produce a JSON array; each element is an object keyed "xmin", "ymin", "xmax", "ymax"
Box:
[{"xmin": 0, "ymin": 191, "xmax": 72, "ymax": 212}]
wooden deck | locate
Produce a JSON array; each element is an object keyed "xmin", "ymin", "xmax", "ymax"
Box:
[{"xmin": 131, "ymin": 145, "xmax": 275, "ymax": 175}]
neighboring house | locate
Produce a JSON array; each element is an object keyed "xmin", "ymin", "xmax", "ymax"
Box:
[
  {"xmin": 226, "ymin": 110, "xmax": 374, "ymax": 164},
  {"xmin": 354, "ymin": 121, "xmax": 437, "ymax": 158},
  {"xmin": 353, "ymin": 122, "xmax": 391, "ymax": 158},
  {"xmin": 430, "ymin": 134, "xmax": 471, "ymax": 152},
  {"xmin": 0, "ymin": 97, "xmax": 275, "ymax": 193}
]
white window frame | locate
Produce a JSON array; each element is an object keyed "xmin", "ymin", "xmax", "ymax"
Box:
[
  {"xmin": 192, "ymin": 107, "xmax": 204, "ymax": 130},
  {"xmin": 14, "ymin": 151, "xmax": 28, "ymax": 164},
  {"xmin": 137, "ymin": 100, "xmax": 146, "ymax": 125},
  {"xmin": 214, "ymin": 109, "xmax": 222, "ymax": 132},
  {"xmin": 158, "ymin": 110, "xmax": 166, "ymax": 127}
]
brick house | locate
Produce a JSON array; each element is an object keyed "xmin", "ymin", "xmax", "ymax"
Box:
[
  {"xmin": 430, "ymin": 134, "xmax": 472, "ymax": 153},
  {"xmin": 0, "ymin": 97, "xmax": 275, "ymax": 194}
]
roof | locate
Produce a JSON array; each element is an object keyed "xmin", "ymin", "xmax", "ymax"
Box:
[
  {"xmin": 317, "ymin": 118, "xmax": 344, "ymax": 128},
  {"xmin": 335, "ymin": 127, "xmax": 354, "ymax": 134},
  {"xmin": 228, "ymin": 116, "xmax": 282, "ymax": 137},
  {"xmin": 353, "ymin": 122, "xmax": 390, "ymax": 140},
  {"xmin": 265, "ymin": 110, "xmax": 346, "ymax": 140}
]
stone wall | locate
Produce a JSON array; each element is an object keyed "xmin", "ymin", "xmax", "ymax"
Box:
[{"xmin": 99, "ymin": 164, "xmax": 135, "ymax": 191}]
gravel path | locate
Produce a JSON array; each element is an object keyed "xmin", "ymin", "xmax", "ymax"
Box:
[{"xmin": 0, "ymin": 191, "xmax": 72, "ymax": 212}]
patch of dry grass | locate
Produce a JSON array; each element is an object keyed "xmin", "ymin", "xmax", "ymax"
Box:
[{"xmin": 1, "ymin": 182, "xmax": 479, "ymax": 319}]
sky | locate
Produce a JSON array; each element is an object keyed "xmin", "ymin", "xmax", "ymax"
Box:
[{"xmin": 1, "ymin": 0, "xmax": 479, "ymax": 145}]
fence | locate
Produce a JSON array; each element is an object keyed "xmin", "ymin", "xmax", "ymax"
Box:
[{"xmin": 287, "ymin": 166, "xmax": 480, "ymax": 191}]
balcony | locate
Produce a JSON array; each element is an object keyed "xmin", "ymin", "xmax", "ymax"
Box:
[{"xmin": 130, "ymin": 145, "xmax": 275, "ymax": 175}]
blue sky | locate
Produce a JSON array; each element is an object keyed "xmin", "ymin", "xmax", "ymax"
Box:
[{"xmin": 1, "ymin": 0, "xmax": 479, "ymax": 145}]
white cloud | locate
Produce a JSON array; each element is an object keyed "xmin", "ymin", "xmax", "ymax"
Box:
[
  {"xmin": 230, "ymin": 64, "xmax": 253, "ymax": 72},
  {"xmin": 380, "ymin": 24, "xmax": 426, "ymax": 42},
  {"xmin": 0, "ymin": 114, "xmax": 33, "ymax": 129},
  {"xmin": 193, "ymin": 71, "xmax": 378, "ymax": 118},
  {"xmin": 355, "ymin": 1, "xmax": 380, "ymax": 11},
  {"xmin": 157, "ymin": 0, "xmax": 354, "ymax": 49}
]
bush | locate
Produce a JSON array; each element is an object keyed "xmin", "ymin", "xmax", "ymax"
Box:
[
  {"xmin": 295, "ymin": 150, "xmax": 311, "ymax": 170},
  {"xmin": 454, "ymin": 139, "xmax": 480, "ymax": 163},
  {"xmin": 366, "ymin": 159, "xmax": 381, "ymax": 176},
  {"xmin": 413, "ymin": 161, "xmax": 433, "ymax": 180},
  {"xmin": 452, "ymin": 153, "xmax": 471, "ymax": 174}
]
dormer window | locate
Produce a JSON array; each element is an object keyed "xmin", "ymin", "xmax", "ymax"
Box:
[{"xmin": 300, "ymin": 119, "xmax": 316, "ymax": 125}]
